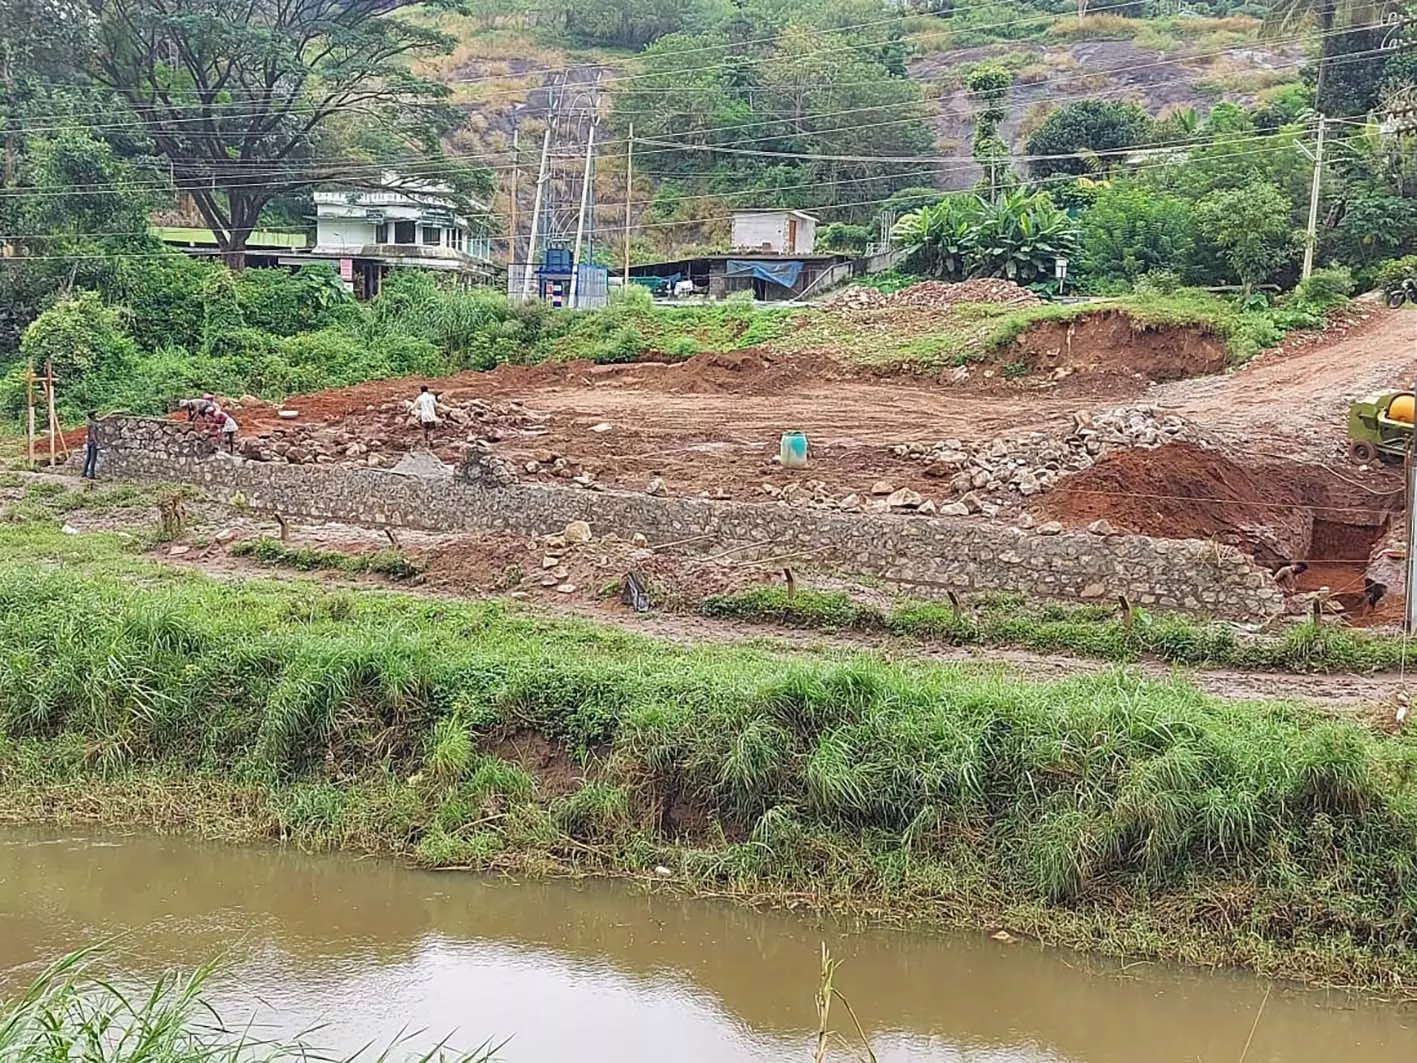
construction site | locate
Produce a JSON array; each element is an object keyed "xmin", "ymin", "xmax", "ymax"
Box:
[{"xmin": 56, "ymin": 282, "xmax": 1410, "ymax": 644}]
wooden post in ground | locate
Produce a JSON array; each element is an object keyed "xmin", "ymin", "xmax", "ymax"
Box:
[
  {"xmin": 45, "ymin": 360, "xmax": 56, "ymax": 467},
  {"xmin": 25, "ymin": 361, "xmax": 35, "ymax": 467}
]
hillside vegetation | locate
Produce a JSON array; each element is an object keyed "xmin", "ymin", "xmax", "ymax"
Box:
[{"xmin": 2, "ymin": 0, "xmax": 1414, "ymax": 422}]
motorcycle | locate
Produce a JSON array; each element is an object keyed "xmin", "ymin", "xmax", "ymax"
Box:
[{"xmin": 1387, "ymin": 278, "xmax": 1417, "ymax": 308}]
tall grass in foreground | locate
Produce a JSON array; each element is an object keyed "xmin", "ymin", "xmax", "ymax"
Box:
[
  {"xmin": 5, "ymin": 550, "xmax": 1417, "ymax": 986},
  {"xmin": 0, "ymin": 950, "xmax": 500, "ymax": 1062}
]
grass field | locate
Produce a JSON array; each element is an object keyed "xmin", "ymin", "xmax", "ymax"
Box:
[{"xmin": 2, "ymin": 523, "xmax": 1417, "ymax": 991}]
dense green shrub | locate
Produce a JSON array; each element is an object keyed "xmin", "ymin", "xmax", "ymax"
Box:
[
  {"xmin": 1079, "ymin": 186, "xmax": 1196, "ymax": 286},
  {"xmin": 234, "ymin": 265, "xmax": 357, "ymax": 337},
  {"xmin": 1292, "ymin": 266, "xmax": 1355, "ymax": 310}
]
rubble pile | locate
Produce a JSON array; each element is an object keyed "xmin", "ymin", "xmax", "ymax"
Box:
[
  {"xmin": 898, "ymin": 406, "xmax": 1186, "ymax": 500},
  {"xmin": 824, "ymin": 278, "xmax": 1042, "ymax": 313},
  {"xmin": 758, "ymin": 406, "xmax": 1187, "ymax": 518},
  {"xmin": 239, "ymin": 397, "xmax": 542, "ymax": 468}
]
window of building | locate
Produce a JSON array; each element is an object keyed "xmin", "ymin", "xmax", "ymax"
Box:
[
  {"xmin": 374, "ymin": 222, "xmax": 388, "ymax": 243},
  {"xmin": 421, "ymin": 225, "xmax": 441, "ymax": 245},
  {"xmin": 393, "ymin": 220, "xmax": 415, "ymax": 244}
]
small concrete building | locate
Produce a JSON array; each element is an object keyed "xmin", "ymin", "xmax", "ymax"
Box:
[{"xmin": 731, "ymin": 209, "xmax": 818, "ymax": 255}]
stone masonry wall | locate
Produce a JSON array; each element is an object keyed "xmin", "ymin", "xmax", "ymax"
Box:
[{"xmin": 91, "ymin": 416, "xmax": 1285, "ymax": 618}]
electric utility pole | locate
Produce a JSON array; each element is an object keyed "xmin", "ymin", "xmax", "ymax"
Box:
[
  {"xmin": 509, "ymin": 111, "xmax": 521, "ymax": 265},
  {"xmin": 519, "ymin": 88, "xmax": 559, "ymax": 303},
  {"xmin": 568, "ymin": 116, "xmax": 597, "ymax": 309},
  {"xmin": 624, "ymin": 123, "xmax": 634, "ymax": 286},
  {"xmin": 1301, "ymin": 114, "xmax": 1326, "ymax": 281}
]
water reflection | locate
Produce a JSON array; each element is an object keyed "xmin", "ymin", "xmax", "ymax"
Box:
[{"xmin": 1, "ymin": 830, "xmax": 1413, "ymax": 1063}]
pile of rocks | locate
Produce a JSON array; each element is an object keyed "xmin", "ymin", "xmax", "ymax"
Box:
[
  {"xmin": 240, "ymin": 396, "xmax": 543, "ymax": 468},
  {"xmin": 753, "ymin": 406, "xmax": 1187, "ymax": 519},
  {"xmin": 824, "ymin": 279, "xmax": 1042, "ymax": 313},
  {"xmin": 238, "ymin": 426, "xmax": 392, "ymax": 467},
  {"xmin": 890, "ymin": 278, "xmax": 1041, "ymax": 308},
  {"xmin": 895, "ymin": 406, "xmax": 1186, "ymax": 500}
]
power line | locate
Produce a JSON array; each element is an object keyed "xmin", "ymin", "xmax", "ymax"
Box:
[
  {"xmin": 0, "ymin": 120, "xmax": 1325, "ymax": 243},
  {"xmin": 0, "ymin": 124, "xmax": 1372, "ymax": 256}
]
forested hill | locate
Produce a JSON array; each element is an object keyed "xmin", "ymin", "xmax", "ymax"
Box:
[{"xmin": 420, "ymin": 0, "xmax": 1319, "ymax": 257}]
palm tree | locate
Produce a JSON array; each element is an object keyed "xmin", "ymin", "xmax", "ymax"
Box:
[{"xmin": 1263, "ymin": 0, "xmax": 1382, "ymax": 108}]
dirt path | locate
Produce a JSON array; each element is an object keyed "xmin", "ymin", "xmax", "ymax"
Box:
[{"xmin": 1152, "ymin": 308, "xmax": 1417, "ymax": 462}]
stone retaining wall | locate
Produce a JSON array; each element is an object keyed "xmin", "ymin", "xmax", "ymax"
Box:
[{"xmin": 91, "ymin": 416, "xmax": 1285, "ymax": 618}]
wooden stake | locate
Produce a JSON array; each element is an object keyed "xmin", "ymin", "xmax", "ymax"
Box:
[
  {"xmin": 45, "ymin": 360, "xmax": 56, "ymax": 467},
  {"xmin": 25, "ymin": 361, "xmax": 34, "ymax": 468}
]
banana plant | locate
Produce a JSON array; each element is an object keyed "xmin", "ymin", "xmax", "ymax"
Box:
[{"xmin": 894, "ymin": 189, "xmax": 1078, "ymax": 284}]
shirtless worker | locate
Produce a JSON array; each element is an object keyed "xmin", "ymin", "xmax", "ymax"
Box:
[
  {"xmin": 413, "ymin": 385, "xmax": 440, "ymax": 444},
  {"xmin": 1273, "ymin": 561, "xmax": 1309, "ymax": 594}
]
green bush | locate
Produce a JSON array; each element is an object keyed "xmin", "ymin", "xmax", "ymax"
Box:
[
  {"xmin": 1292, "ymin": 266, "xmax": 1355, "ymax": 309},
  {"xmin": 20, "ymin": 292, "xmax": 137, "ymax": 385},
  {"xmin": 588, "ymin": 326, "xmax": 647, "ymax": 364},
  {"xmin": 234, "ymin": 264, "xmax": 357, "ymax": 337}
]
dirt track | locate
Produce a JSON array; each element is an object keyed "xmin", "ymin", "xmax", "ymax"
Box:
[{"xmin": 1154, "ymin": 307, "xmax": 1417, "ymax": 461}]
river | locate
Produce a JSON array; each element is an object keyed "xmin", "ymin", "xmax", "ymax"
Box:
[{"xmin": 2, "ymin": 829, "xmax": 1414, "ymax": 1062}]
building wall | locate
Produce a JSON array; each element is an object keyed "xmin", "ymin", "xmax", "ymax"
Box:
[
  {"xmin": 88, "ymin": 417, "xmax": 1286, "ymax": 619},
  {"xmin": 314, "ymin": 217, "xmax": 377, "ymax": 251},
  {"xmin": 731, "ymin": 213, "xmax": 818, "ymax": 254}
]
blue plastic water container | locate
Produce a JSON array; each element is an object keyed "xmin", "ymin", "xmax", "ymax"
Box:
[{"xmin": 780, "ymin": 431, "xmax": 809, "ymax": 469}]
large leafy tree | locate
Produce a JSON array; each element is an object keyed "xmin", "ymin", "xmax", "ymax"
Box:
[
  {"xmin": 1025, "ymin": 101, "xmax": 1153, "ymax": 179},
  {"xmin": 1195, "ymin": 182, "xmax": 1298, "ymax": 293},
  {"xmin": 81, "ymin": 0, "xmax": 493, "ymax": 263},
  {"xmin": 0, "ymin": 129, "xmax": 156, "ymax": 355}
]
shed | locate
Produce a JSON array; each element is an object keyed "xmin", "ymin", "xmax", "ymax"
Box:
[{"xmin": 731, "ymin": 210, "xmax": 819, "ymax": 255}]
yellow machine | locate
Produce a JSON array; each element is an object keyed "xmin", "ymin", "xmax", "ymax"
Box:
[{"xmin": 1348, "ymin": 390, "xmax": 1415, "ymax": 463}]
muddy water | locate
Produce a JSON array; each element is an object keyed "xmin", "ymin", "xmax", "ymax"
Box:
[{"xmin": 2, "ymin": 830, "xmax": 1415, "ymax": 1063}]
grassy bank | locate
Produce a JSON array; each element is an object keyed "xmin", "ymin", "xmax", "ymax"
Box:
[
  {"xmin": 2, "ymin": 534, "xmax": 1417, "ymax": 991},
  {"xmin": 779, "ymin": 287, "xmax": 1335, "ymax": 371},
  {"xmin": 701, "ymin": 586, "xmax": 1417, "ymax": 673}
]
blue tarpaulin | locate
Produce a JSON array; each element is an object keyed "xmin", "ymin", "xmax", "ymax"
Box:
[{"xmin": 726, "ymin": 259, "xmax": 803, "ymax": 289}]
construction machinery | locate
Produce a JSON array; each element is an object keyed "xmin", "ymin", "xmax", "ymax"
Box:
[{"xmin": 1348, "ymin": 390, "xmax": 1415, "ymax": 462}]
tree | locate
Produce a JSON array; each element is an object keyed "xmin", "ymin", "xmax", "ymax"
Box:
[
  {"xmin": 82, "ymin": 0, "xmax": 492, "ymax": 263},
  {"xmin": 1079, "ymin": 185, "xmax": 1197, "ymax": 285},
  {"xmin": 20, "ymin": 291, "xmax": 138, "ymax": 384},
  {"xmin": 614, "ymin": 13, "xmax": 933, "ymax": 225},
  {"xmin": 1264, "ymin": 0, "xmax": 1387, "ymax": 115},
  {"xmin": 0, "ymin": 129, "xmax": 156, "ymax": 355},
  {"xmin": 967, "ymin": 65, "xmax": 1012, "ymax": 201},
  {"xmin": 1026, "ymin": 101, "xmax": 1153, "ymax": 179},
  {"xmin": 1195, "ymin": 182, "xmax": 1298, "ymax": 294}
]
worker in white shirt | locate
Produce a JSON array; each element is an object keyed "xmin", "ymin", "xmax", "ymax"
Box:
[{"xmin": 413, "ymin": 384, "xmax": 440, "ymax": 444}]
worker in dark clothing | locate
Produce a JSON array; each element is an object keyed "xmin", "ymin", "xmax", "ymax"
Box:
[{"xmin": 82, "ymin": 410, "xmax": 100, "ymax": 480}]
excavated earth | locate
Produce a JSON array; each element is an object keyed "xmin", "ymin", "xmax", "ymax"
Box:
[{"xmin": 198, "ymin": 295, "xmax": 1417, "ymax": 622}]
